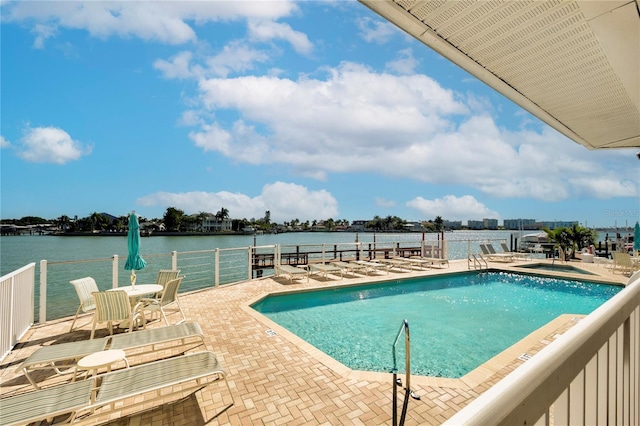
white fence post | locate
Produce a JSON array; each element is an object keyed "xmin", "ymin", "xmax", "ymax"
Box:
[
  {"xmin": 248, "ymin": 247, "xmax": 253, "ymax": 280},
  {"xmin": 215, "ymin": 248, "xmax": 220, "ymax": 287},
  {"xmin": 172, "ymin": 251, "xmax": 178, "ymax": 270},
  {"xmin": 39, "ymin": 260, "xmax": 47, "ymax": 324},
  {"xmin": 112, "ymin": 255, "xmax": 119, "ymax": 288}
]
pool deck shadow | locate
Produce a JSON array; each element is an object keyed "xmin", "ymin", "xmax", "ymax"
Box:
[{"xmin": 0, "ymin": 259, "xmax": 627, "ymax": 425}]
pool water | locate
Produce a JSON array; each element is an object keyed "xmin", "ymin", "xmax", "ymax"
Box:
[{"xmin": 252, "ymin": 272, "xmax": 621, "ymax": 378}]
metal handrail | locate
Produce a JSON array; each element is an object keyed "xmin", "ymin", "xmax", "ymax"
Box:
[{"xmin": 391, "ymin": 320, "xmax": 420, "ymax": 426}]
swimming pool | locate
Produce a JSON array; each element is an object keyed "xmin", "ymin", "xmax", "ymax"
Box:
[
  {"xmin": 251, "ymin": 271, "xmax": 621, "ymax": 378},
  {"xmin": 516, "ymin": 263, "xmax": 596, "ymax": 275}
]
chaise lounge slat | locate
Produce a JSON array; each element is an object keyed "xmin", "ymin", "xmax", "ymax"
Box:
[
  {"xmin": 109, "ymin": 321, "xmax": 204, "ymax": 352},
  {"xmin": 20, "ymin": 322, "xmax": 205, "ymax": 389},
  {"xmin": 92, "ymin": 351, "xmax": 233, "ymax": 409},
  {"xmin": 275, "ymin": 264, "xmax": 309, "ymax": 283},
  {"xmin": 3, "ymin": 351, "xmax": 233, "ymax": 425},
  {"xmin": 308, "ymin": 263, "xmax": 343, "ymax": 279},
  {"xmin": 19, "ymin": 338, "xmax": 109, "ymax": 389},
  {"xmin": 330, "ymin": 261, "xmax": 369, "ymax": 276},
  {"xmin": 0, "ymin": 379, "xmax": 93, "ymax": 426}
]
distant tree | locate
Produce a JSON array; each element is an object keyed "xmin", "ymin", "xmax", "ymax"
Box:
[
  {"xmin": 18, "ymin": 216, "xmax": 48, "ymax": 226},
  {"xmin": 567, "ymin": 224, "xmax": 596, "ymax": 258},
  {"xmin": 544, "ymin": 227, "xmax": 572, "ymax": 261},
  {"xmin": 324, "ymin": 218, "xmax": 335, "ymax": 231},
  {"xmin": 163, "ymin": 207, "xmax": 184, "ymax": 231},
  {"xmin": 434, "ymin": 216, "xmax": 444, "ymax": 232},
  {"xmin": 216, "ymin": 207, "xmax": 230, "ymax": 221},
  {"xmin": 196, "ymin": 211, "xmax": 209, "ymax": 232}
]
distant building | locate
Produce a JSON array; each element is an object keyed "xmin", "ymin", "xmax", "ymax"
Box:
[
  {"xmin": 443, "ymin": 220, "xmax": 462, "ymax": 230},
  {"xmin": 468, "ymin": 220, "xmax": 484, "ymax": 230},
  {"xmin": 188, "ymin": 214, "xmax": 232, "ymax": 232},
  {"xmin": 350, "ymin": 220, "xmax": 369, "ymax": 231},
  {"xmin": 537, "ymin": 220, "xmax": 578, "ymax": 230},
  {"xmin": 503, "ymin": 219, "xmax": 537, "ymax": 230},
  {"xmin": 483, "ymin": 218, "xmax": 498, "ymax": 230},
  {"xmin": 404, "ymin": 221, "xmax": 424, "ymax": 232}
]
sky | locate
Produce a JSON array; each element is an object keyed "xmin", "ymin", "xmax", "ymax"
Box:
[{"xmin": 1, "ymin": 1, "xmax": 638, "ymax": 228}]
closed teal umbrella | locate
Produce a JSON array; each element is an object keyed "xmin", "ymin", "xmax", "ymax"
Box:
[
  {"xmin": 634, "ymin": 222, "xmax": 640, "ymax": 253},
  {"xmin": 124, "ymin": 211, "xmax": 146, "ymax": 286}
]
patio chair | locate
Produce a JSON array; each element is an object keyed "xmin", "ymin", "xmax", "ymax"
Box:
[
  {"xmin": 69, "ymin": 277, "xmax": 99, "ymax": 332},
  {"xmin": 90, "ymin": 290, "xmax": 142, "ymax": 339},
  {"xmin": 154, "ymin": 269, "xmax": 180, "ymax": 297},
  {"xmin": 139, "ymin": 276, "xmax": 186, "ymax": 325},
  {"xmin": 612, "ymin": 252, "xmax": 634, "ymax": 276}
]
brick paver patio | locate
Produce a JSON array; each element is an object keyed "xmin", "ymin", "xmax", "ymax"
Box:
[{"xmin": 0, "ymin": 258, "xmax": 627, "ymax": 425}]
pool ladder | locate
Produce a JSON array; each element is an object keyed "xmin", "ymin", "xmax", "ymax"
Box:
[
  {"xmin": 391, "ymin": 320, "xmax": 420, "ymax": 426},
  {"xmin": 468, "ymin": 253, "xmax": 488, "ymax": 270}
]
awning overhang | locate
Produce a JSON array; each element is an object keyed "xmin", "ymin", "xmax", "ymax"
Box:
[{"xmin": 359, "ymin": 0, "xmax": 640, "ymax": 150}]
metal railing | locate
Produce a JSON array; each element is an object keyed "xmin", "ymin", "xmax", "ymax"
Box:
[
  {"xmin": 444, "ymin": 270, "xmax": 640, "ymax": 425},
  {"xmin": 391, "ymin": 320, "xmax": 420, "ymax": 426},
  {"xmin": 0, "ymin": 263, "xmax": 35, "ymax": 360}
]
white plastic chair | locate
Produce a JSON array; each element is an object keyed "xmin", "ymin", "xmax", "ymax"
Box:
[
  {"xmin": 139, "ymin": 277, "xmax": 186, "ymax": 325},
  {"xmin": 69, "ymin": 277, "xmax": 99, "ymax": 332}
]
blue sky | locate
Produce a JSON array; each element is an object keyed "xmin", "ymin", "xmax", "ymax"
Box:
[{"xmin": 1, "ymin": 1, "xmax": 638, "ymax": 228}]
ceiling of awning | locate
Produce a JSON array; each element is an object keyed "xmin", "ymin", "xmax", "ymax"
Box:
[{"xmin": 359, "ymin": 0, "xmax": 640, "ymax": 150}]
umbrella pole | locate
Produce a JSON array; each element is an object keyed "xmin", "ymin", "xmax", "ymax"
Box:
[{"xmin": 130, "ymin": 270, "xmax": 136, "ymax": 289}]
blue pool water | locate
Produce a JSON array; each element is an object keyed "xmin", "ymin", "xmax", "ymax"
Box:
[{"xmin": 252, "ymin": 272, "xmax": 622, "ymax": 378}]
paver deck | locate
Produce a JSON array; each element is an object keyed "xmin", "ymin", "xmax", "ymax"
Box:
[{"xmin": 0, "ymin": 258, "xmax": 627, "ymax": 425}]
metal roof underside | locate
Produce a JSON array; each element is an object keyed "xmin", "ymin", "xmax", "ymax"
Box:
[{"xmin": 359, "ymin": 0, "xmax": 640, "ymax": 150}]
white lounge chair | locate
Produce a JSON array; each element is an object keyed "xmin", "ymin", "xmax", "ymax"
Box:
[
  {"xmin": 274, "ymin": 264, "xmax": 309, "ymax": 283},
  {"xmin": 351, "ymin": 260, "xmax": 389, "ymax": 274},
  {"xmin": 329, "ymin": 261, "xmax": 369, "ymax": 276},
  {"xmin": 374, "ymin": 258, "xmax": 412, "ymax": 271},
  {"xmin": 499, "ymin": 242, "xmax": 529, "ymax": 260},
  {"xmin": 308, "ymin": 263, "xmax": 343, "ymax": 279},
  {"xmin": 410, "ymin": 255, "xmax": 449, "ymax": 268},
  {"xmin": 20, "ymin": 322, "xmax": 205, "ymax": 389},
  {"xmin": 3, "ymin": 351, "xmax": 233, "ymax": 426},
  {"xmin": 479, "ymin": 244, "xmax": 514, "ymax": 262}
]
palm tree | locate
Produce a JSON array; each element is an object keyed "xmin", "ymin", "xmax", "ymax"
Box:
[
  {"xmin": 544, "ymin": 227, "xmax": 572, "ymax": 261},
  {"xmin": 434, "ymin": 216, "xmax": 444, "ymax": 232},
  {"xmin": 567, "ymin": 224, "xmax": 596, "ymax": 259}
]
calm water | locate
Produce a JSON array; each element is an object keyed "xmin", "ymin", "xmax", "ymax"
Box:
[
  {"xmin": 0, "ymin": 230, "xmax": 523, "ymax": 321},
  {"xmin": 252, "ymin": 272, "xmax": 622, "ymax": 378},
  {"xmin": 0, "ymin": 230, "xmax": 520, "ymax": 276}
]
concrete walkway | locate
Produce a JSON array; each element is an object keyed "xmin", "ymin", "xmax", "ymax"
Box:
[{"xmin": 0, "ymin": 258, "xmax": 627, "ymax": 425}]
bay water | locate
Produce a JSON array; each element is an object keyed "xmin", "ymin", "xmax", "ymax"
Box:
[{"xmin": 1, "ymin": 230, "xmax": 521, "ymax": 320}]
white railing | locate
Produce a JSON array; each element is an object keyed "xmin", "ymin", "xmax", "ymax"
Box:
[
  {"xmin": 0, "ymin": 263, "xmax": 35, "ymax": 361},
  {"xmin": 445, "ymin": 270, "xmax": 640, "ymax": 426}
]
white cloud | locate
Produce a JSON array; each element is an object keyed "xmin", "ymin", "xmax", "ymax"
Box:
[
  {"xmin": 385, "ymin": 48, "xmax": 419, "ymax": 75},
  {"xmin": 407, "ymin": 195, "xmax": 499, "ymax": 221},
  {"xmin": 183, "ymin": 63, "xmax": 637, "ymax": 202},
  {"xmin": 356, "ymin": 16, "xmax": 398, "ymax": 44},
  {"xmin": 375, "ymin": 197, "xmax": 396, "ymax": 208},
  {"xmin": 247, "ymin": 20, "xmax": 313, "ymax": 55},
  {"xmin": 16, "ymin": 126, "xmax": 91, "ymax": 164},
  {"xmin": 4, "ymin": 1, "xmax": 299, "ymax": 46},
  {"xmin": 137, "ymin": 181, "xmax": 338, "ymax": 223},
  {"xmin": 0, "ymin": 135, "xmax": 10, "ymax": 148}
]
